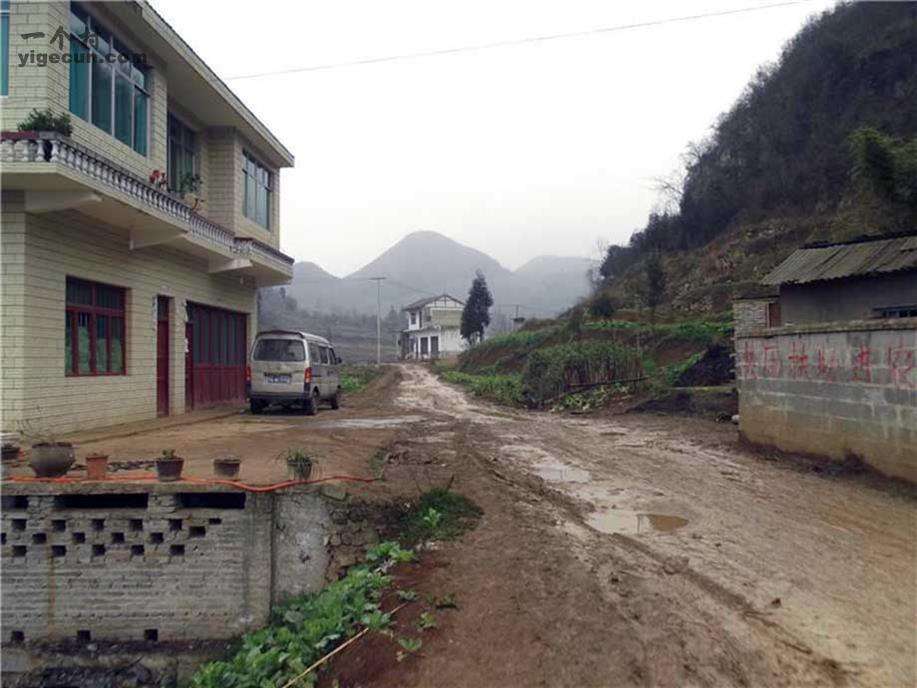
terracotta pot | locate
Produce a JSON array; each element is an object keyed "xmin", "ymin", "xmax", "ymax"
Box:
[
  {"xmin": 86, "ymin": 454, "xmax": 109, "ymax": 480},
  {"xmin": 213, "ymin": 457, "xmax": 240, "ymax": 479},
  {"xmin": 155, "ymin": 457, "xmax": 184, "ymax": 482},
  {"xmin": 30, "ymin": 442, "xmax": 76, "ymax": 478}
]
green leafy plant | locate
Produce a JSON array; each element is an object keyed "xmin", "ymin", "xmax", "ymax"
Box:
[
  {"xmin": 17, "ymin": 108, "xmax": 73, "ymax": 136},
  {"xmin": 397, "ymin": 636, "xmax": 422, "ymax": 653},
  {"xmin": 340, "ymin": 364, "xmax": 383, "ymax": 394},
  {"xmin": 417, "ymin": 611, "xmax": 437, "ymax": 631},
  {"xmin": 441, "ymin": 371, "xmax": 524, "ymax": 406},
  {"xmin": 366, "ymin": 541, "xmax": 415, "ymax": 564},
  {"xmin": 178, "ymin": 172, "xmax": 202, "ymax": 194},
  {"xmin": 190, "ymin": 541, "xmax": 411, "ymax": 687},
  {"xmin": 396, "ymin": 589, "xmax": 418, "ymax": 602},
  {"xmin": 160, "ymin": 448, "xmax": 177, "ymax": 460},
  {"xmin": 420, "ymin": 507, "xmax": 442, "ymax": 530}
]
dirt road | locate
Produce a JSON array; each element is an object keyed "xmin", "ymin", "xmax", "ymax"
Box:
[{"xmin": 373, "ymin": 365, "xmax": 916, "ymax": 687}]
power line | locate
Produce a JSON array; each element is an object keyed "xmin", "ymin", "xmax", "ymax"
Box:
[{"xmin": 227, "ymin": 0, "xmax": 816, "ymax": 81}]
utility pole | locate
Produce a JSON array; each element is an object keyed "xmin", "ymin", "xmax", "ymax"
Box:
[{"xmin": 370, "ymin": 277, "xmax": 386, "ymax": 365}]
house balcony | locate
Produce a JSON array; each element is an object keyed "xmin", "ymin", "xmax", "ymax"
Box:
[{"xmin": 0, "ymin": 132, "xmax": 293, "ymax": 286}]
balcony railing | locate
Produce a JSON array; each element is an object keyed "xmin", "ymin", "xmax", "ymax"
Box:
[{"xmin": 0, "ymin": 132, "xmax": 293, "ymax": 272}]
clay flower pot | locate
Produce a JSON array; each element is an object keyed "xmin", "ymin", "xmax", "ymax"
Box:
[
  {"xmin": 85, "ymin": 453, "xmax": 109, "ymax": 480},
  {"xmin": 213, "ymin": 456, "xmax": 241, "ymax": 479},
  {"xmin": 29, "ymin": 442, "xmax": 76, "ymax": 478},
  {"xmin": 155, "ymin": 456, "xmax": 184, "ymax": 482}
]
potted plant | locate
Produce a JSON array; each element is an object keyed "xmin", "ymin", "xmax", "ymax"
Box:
[
  {"xmin": 155, "ymin": 449, "xmax": 184, "ymax": 482},
  {"xmin": 213, "ymin": 455, "xmax": 241, "ymax": 479},
  {"xmin": 178, "ymin": 172, "xmax": 204, "ymax": 212},
  {"xmin": 10, "ymin": 108, "xmax": 73, "ymax": 138},
  {"xmin": 280, "ymin": 448, "xmax": 314, "ymax": 481},
  {"xmin": 85, "ymin": 452, "xmax": 109, "ymax": 481},
  {"xmin": 20, "ymin": 420, "xmax": 75, "ymax": 478}
]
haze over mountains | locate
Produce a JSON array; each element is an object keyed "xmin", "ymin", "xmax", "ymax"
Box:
[{"xmin": 285, "ymin": 231, "xmax": 595, "ymax": 318}]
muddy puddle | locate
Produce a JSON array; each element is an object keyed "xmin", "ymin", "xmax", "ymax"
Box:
[
  {"xmin": 535, "ymin": 460, "xmax": 591, "ymax": 483},
  {"xmin": 587, "ymin": 510, "xmax": 688, "ymax": 535},
  {"xmin": 311, "ymin": 415, "xmax": 425, "ymax": 429}
]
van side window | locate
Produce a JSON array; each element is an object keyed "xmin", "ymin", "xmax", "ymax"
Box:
[
  {"xmin": 319, "ymin": 347, "xmax": 330, "ymax": 364},
  {"xmin": 329, "ymin": 348, "xmax": 338, "ymax": 364},
  {"xmin": 308, "ymin": 343, "xmax": 321, "ymax": 362}
]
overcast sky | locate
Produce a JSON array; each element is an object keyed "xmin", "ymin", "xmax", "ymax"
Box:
[{"xmin": 155, "ymin": 0, "xmax": 834, "ymax": 276}]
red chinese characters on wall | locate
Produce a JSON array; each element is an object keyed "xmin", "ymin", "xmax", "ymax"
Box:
[{"xmin": 887, "ymin": 341, "xmax": 915, "ymax": 389}]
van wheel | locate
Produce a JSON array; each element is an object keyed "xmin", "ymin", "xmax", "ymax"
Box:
[
  {"xmin": 304, "ymin": 389, "xmax": 320, "ymax": 416},
  {"xmin": 250, "ymin": 400, "xmax": 266, "ymax": 414},
  {"xmin": 330, "ymin": 391, "xmax": 340, "ymax": 410}
]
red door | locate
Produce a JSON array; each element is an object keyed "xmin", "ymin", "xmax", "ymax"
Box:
[
  {"xmin": 156, "ymin": 297, "xmax": 170, "ymax": 416},
  {"xmin": 186, "ymin": 303, "xmax": 247, "ymax": 408},
  {"xmin": 185, "ymin": 322, "xmax": 194, "ymax": 411}
]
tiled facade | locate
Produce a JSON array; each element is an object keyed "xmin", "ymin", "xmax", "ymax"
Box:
[{"xmin": 1, "ymin": 1, "xmax": 295, "ymax": 433}]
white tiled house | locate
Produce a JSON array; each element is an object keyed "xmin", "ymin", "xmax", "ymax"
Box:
[
  {"xmin": 400, "ymin": 294, "xmax": 464, "ymax": 360},
  {"xmin": 0, "ymin": 1, "xmax": 294, "ymax": 434}
]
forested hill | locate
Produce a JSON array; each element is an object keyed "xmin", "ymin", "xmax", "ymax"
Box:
[{"xmin": 598, "ymin": 2, "xmax": 916, "ymax": 313}]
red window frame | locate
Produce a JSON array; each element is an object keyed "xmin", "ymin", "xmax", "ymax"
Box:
[{"xmin": 65, "ymin": 277, "xmax": 127, "ymax": 377}]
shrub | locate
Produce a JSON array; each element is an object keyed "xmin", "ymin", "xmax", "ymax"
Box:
[{"xmin": 522, "ymin": 341, "xmax": 643, "ymax": 407}]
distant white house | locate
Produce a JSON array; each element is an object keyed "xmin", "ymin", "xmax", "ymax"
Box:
[{"xmin": 399, "ymin": 294, "xmax": 465, "ymax": 360}]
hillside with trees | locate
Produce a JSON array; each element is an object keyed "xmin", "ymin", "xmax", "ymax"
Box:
[{"xmin": 594, "ymin": 1, "xmax": 916, "ymax": 314}]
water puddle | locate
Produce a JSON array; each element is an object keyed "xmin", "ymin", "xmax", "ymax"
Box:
[
  {"xmin": 311, "ymin": 415, "xmax": 425, "ymax": 429},
  {"xmin": 535, "ymin": 460, "xmax": 591, "ymax": 483},
  {"xmin": 588, "ymin": 510, "xmax": 688, "ymax": 535}
]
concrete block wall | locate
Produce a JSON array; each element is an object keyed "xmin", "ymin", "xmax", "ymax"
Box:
[
  {"xmin": 0, "ymin": 487, "xmax": 379, "ymax": 645},
  {"xmin": 0, "ymin": 490, "xmax": 273, "ymax": 642},
  {"xmin": 736, "ymin": 320, "xmax": 917, "ymax": 481}
]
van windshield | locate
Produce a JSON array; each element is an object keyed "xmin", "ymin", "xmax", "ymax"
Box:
[{"xmin": 253, "ymin": 339, "xmax": 305, "ymax": 362}]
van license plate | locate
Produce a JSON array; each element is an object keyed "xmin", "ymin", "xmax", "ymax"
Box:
[{"xmin": 266, "ymin": 374, "xmax": 291, "ymax": 384}]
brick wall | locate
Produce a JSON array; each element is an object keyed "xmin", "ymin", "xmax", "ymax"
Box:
[
  {"xmin": 736, "ymin": 320, "xmax": 917, "ymax": 481},
  {"xmin": 0, "ymin": 486, "xmax": 377, "ymax": 645},
  {"xmin": 733, "ymin": 299, "xmax": 772, "ymax": 337}
]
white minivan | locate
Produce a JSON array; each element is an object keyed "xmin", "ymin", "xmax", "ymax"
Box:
[{"xmin": 247, "ymin": 330, "xmax": 342, "ymax": 415}]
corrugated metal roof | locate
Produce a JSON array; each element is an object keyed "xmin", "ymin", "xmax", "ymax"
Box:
[{"xmin": 762, "ymin": 234, "xmax": 917, "ymax": 285}]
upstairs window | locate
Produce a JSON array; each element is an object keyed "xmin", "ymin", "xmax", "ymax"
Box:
[
  {"xmin": 243, "ymin": 152, "xmax": 271, "ymax": 229},
  {"xmin": 168, "ymin": 114, "xmax": 197, "ymax": 192},
  {"xmin": 65, "ymin": 278, "xmax": 126, "ymax": 376},
  {"xmin": 69, "ymin": 3, "xmax": 149, "ymax": 155}
]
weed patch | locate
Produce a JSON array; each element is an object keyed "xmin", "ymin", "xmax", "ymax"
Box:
[
  {"xmin": 340, "ymin": 365, "xmax": 383, "ymax": 394},
  {"xmin": 397, "ymin": 488, "xmax": 483, "ymax": 546},
  {"xmin": 440, "ymin": 370, "xmax": 524, "ymax": 406}
]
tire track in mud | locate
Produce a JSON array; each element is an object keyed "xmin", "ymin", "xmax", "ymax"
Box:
[{"xmin": 393, "ymin": 364, "xmax": 850, "ymax": 687}]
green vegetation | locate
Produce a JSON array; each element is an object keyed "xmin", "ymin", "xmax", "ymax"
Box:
[
  {"xmin": 340, "ymin": 364, "xmax": 383, "ymax": 394},
  {"xmin": 522, "ymin": 341, "xmax": 643, "ymax": 407},
  {"xmin": 398, "ymin": 488, "xmax": 483, "ymax": 546},
  {"xmin": 440, "ymin": 370, "xmax": 524, "ymax": 406},
  {"xmin": 189, "ymin": 541, "xmax": 414, "ymax": 688},
  {"xmin": 583, "ymin": 319, "xmax": 732, "ymax": 346},
  {"xmin": 17, "ymin": 108, "xmax": 73, "ymax": 136},
  {"xmin": 849, "ymin": 127, "xmax": 917, "ymax": 208},
  {"xmin": 460, "ymin": 270, "xmax": 494, "ymax": 344},
  {"xmin": 595, "ymin": 3, "xmax": 915, "ymax": 309}
]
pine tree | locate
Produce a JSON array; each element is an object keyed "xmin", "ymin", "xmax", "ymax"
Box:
[{"xmin": 460, "ymin": 270, "xmax": 493, "ymax": 344}]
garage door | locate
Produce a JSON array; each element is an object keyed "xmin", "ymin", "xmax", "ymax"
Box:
[{"xmin": 185, "ymin": 303, "xmax": 247, "ymax": 409}]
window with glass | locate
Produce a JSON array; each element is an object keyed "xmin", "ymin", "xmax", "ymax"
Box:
[
  {"xmin": 168, "ymin": 113, "xmax": 197, "ymax": 192},
  {"xmin": 0, "ymin": 0, "xmax": 9, "ymax": 96},
  {"xmin": 69, "ymin": 3, "xmax": 149, "ymax": 155},
  {"xmin": 65, "ymin": 278, "xmax": 126, "ymax": 376},
  {"xmin": 243, "ymin": 152, "xmax": 272, "ymax": 229}
]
